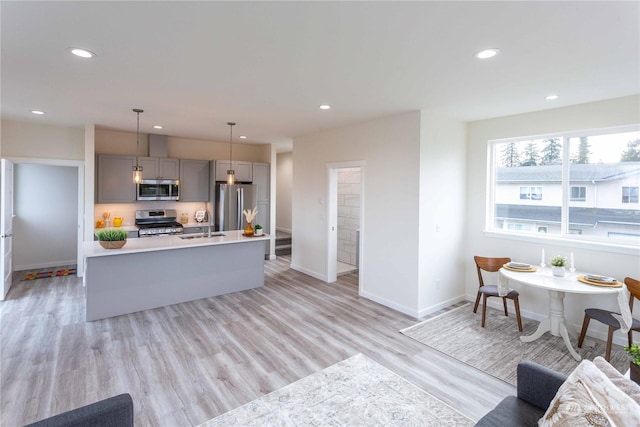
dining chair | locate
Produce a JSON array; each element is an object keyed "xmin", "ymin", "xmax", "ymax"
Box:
[
  {"xmin": 577, "ymin": 276, "xmax": 640, "ymax": 361},
  {"xmin": 473, "ymin": 256, "xmax": 523, "ymax": 332}
]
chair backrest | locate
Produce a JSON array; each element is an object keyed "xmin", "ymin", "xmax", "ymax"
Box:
[
  {"xmin": 624, "ymin": 277, "xmax": 640, "ymax": 313},
  {"xmin": 474, "ymin": 256, "xmax": 511, "ymax": 288}
]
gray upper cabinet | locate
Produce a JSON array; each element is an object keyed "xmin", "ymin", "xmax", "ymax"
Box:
[
  {"xmin": 139, "ymin": 157, "xmax": 180, "ymax": 180},
  {"xmin": 179, "ymin": 159, "xmax": 210, "ymax": 202},
  {"xmin": 215, "ymin": 160, "xmax": 253, "ymax": 182},
  {"xmin": 96, "ymin": 154, "xmax": 137, "ymax": 203}
]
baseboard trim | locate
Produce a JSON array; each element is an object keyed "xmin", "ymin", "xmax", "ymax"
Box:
[
  {"xmin": 416, "ymin": 295, "xmax": 468, "ymax": 319},
  {"xmin": 359, "ymin": 290, "xmax": 420, "ymax": 318},
  {"xmin": 14, "ymin": 260, "xmax": 77, "ymax": 271},
  {"xmin": 290, "ymin": 263, "xmax": 327, "ymax": 281}
]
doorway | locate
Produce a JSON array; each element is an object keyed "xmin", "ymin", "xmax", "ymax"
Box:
[
  {"xmin": 1, "ymin": 158, "xmax": 84, "ymax": 299},
  {"xmin": 326, "ymin": 161, "xmax": 364, "ymax": 289}
]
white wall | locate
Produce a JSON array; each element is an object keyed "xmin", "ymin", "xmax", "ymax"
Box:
[
  {"xmin": 418, "ymin": 110, "xmax": 467, "ymax": 315},
  {"xmin": 276, "ymin": 152, "xmax": 293, "ymax": 233},
  {"xmin": 1, "ymin": 120, "xmax": 84, "ymax": 160},
  {"xmin": 293, "ymin": 111, "xmax": 422, "ymax": 315},
  {"xmin": 13, "ymin": 164, "xmax": 78, "ymax": 270},
  {"xmin": 466, "ymin": 95, "xmax": 640, "ymax": 342}
]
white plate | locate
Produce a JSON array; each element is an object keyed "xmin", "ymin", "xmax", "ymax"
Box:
[
  {"xmin": 507, "ymin": 262, "xmax": 532, "ymax": 269},
  {"xmin": 585, "ymin": 274, "xmax": 616, "ymax": 283}
]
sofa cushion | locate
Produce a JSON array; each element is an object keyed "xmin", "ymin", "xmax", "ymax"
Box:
[
  {"xmin": 538, "ymin": 377, "xmax": 613, "ymax": 427},
  {"xmin": 475, "ymin": 396, "xmax": 544, "ymax": 427}
]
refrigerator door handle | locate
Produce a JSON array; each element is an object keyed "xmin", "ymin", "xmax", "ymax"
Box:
[
  {"xmin": 237, "ymin": 187, "xmax": 243, "ymax": 229},
  {"xmin": 218, "ymin": 185, "xmax": 225, "ymax": 231}
]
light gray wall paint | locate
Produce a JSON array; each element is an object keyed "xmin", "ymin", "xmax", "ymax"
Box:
[
  {"xmin": 14, "ymin": 164, "xmax": 78, "ymax": 270},
  {"xmin": 276, "ymin": 152, "xmax": 292, "ymax": 232}
]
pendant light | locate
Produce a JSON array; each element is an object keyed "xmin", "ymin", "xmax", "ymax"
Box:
[
  {"xmin": 227, "ymin": 121, "xmax": 236, "ymax": 185},
  {"xmin": 132, "ymin": 108, "xmax": 144, "ymax": 184}
]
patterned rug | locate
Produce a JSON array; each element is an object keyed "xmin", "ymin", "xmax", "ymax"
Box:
[
  {"xmin": 400, "ymin": 303, "xmax": 630, "ymax": 386},
  {"xmin": 197, "ymin": 353, "xmax": 474, "ymax": 426},
  {"xmin": 21, "ymin": 268, "xmax": 77, "ymax": 281}
]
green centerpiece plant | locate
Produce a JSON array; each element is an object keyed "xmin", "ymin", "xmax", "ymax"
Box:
[
  {"xmin": 254, "ymin": 224, "xmax": 263, "ymax": 236},
  {"xmin": 95, "ymin": 229, "xmax": 128, "ymax": 249},
  {"xmin": 550, "ymin": 255, "xmax": 567, "ymax": 277}
]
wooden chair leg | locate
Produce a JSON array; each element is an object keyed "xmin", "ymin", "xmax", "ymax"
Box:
[
  {"xmin": 481, "ymin": 294, "xmax": 487, "ymax": 328},
  {"xmin": 513, "ymin": 297, "xmax": 523, "ymax": 332},
  {"xmin": 605, "ymin": 326, "xmax": 614, "ymax": 361},
  {"xmin": 629, "ymin": 330, "xmax": 633, "ymax": 347},
  {"xmin": 473, "ymin": 291, "xmax": 481, "ymax": 313},
  {"xmin": 577, "ymin": 314, "xmax": 590, "ymax": 348},
  {"xmin": 502, "ymin": 298, "xmax": 508, "ymax": 316}
]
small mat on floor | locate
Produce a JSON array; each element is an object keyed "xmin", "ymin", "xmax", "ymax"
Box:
[
  {"xmin": 21, "ymin": 268, "xmax": 77, "ymax": 281},
  {"xmin": 197, "ymin": 353, "xmax": 474, "ymax": 426},
  {"xmin": 400, "ymin": 303, "xmax": 630, "ymax": 386}
]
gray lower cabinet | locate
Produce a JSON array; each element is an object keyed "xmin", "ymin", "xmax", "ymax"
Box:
[
  {"xmin": 96, "ymin": 154, "xmax": 137, "ymax": 203},
  {"xmin": 179, "ymin": 159, "xmax": 210, "ymax": 202}
]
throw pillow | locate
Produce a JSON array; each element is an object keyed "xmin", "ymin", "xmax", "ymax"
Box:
[
  {"xmin": 593, "ymin": 356, "xmax": 640, "ymax": 405},
  {"xmin": 538, "ymin": 359, "xmax": 640, "ymax": 427},
  {"xmin": 538, "ymin": 378, "xmax": 613, "ymax": 427}
]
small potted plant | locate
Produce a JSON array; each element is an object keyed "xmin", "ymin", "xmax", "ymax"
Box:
[
  {"xmin": 550, "ymin": 255, "xmax": 567, "ymax": 277},
  {"xmin": 625, "ymin": 343, "xmax": 640, "ymax": 384},
  {"xmin": 254, "ymin": 224, "xmax": 264, "ymax": 236},
  {"xmin": 95, "ymin": 229, "xmax": 128, "ymax": 249}
]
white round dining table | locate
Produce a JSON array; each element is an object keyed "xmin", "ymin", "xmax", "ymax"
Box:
[{"xmin": 500, "ymin": 267, "xmax": 620, "ymax": 361}]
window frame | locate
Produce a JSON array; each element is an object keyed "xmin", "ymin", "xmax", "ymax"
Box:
[
  {"xmin": 570, "ymin": 186, "xmax": 586, "ymax": 202},
  {"xmin": 485, "ymin": 124, "xmax": 640, "ymax": 253},
  {"xmin": 622, "ymin": 186, "xmax": 639, "ymax": 204}
]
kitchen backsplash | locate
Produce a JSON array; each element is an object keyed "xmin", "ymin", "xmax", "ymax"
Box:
[{"xmin": 95, "ymin": 201, "xmax": 211, "ymax": 227}]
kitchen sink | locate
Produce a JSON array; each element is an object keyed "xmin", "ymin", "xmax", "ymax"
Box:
[{"xmin": 179, "ymin": 233, "xmax": 225, "ymax": 240}]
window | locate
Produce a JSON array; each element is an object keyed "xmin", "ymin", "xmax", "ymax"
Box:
[
  {"xmin": 570, "ymin": 186, "xmax": 586, "ymax": 201},
  {"xmin": 489, "ymin": 126, "xmax": 640, "ymax": 246},
  {"xmin": 622, "ymin": 186, "xmax": 639, "ymax": 203},
  {"xmin": 520, "ymin": 186, "xmax": 542, "ymax": 200}
]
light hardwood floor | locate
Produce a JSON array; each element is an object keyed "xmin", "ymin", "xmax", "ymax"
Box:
[{"xmin": 1, "ymin": 257, "xmax": 513, "ymax": 426}]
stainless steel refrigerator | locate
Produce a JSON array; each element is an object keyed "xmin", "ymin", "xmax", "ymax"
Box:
[{"xmin": 215, "ymin": 184, "xmax": 257, "ymax": 231}]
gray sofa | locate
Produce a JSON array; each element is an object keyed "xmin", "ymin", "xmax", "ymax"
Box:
[
  {"xmin": 475, "ymin": 360, "xmax": 567, "ymax": 426},
  {"xmin": 24, "ymin": 393, "xmax": 133, "ymax": 427}
]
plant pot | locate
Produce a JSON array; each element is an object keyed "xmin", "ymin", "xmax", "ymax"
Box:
[
  {"xmin": 254, "ymin": 229, "xmax": 263, "ymax": 236},
  {"xmin": 99, "ymin": 240, "xmax": 127, "ymax": 249},
  {"xmin": 552, "ymin": 266, "xmax": 566, "ymax": 277},
  {"xmin": 631, "ymin": 362, "xmax": 640, "ymax": 384}
]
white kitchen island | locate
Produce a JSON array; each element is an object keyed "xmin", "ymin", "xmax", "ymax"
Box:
[{"xmin": 83, "ymin": 230, "xmax": 271, "ymax": 321}]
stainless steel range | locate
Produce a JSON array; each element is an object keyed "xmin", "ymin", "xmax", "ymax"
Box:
[{"xmin": 135, "ymin": 209, "xmax": 184, "ymax": 237}]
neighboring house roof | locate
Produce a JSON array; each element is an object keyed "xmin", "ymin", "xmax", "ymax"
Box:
[
  {"xmin": 497, "ymin": 162, "xmax": 640, "ymax": 183},
  {"xmin": 496, "ymin": 204, "xmax": 640, "ymax": 227}
]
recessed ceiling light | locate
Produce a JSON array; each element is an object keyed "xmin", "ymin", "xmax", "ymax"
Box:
[
  {"xmin": 239, "ymin": 135, "xmax": 247, "ymax": 139},
  {"xmin": 319, "ymin": 104, "xmax": 331, "ymax": 110},
  {"xmin": 153, "ymin": 125, "xmax": 163, "ymax": 129},
  {"xmin": 474, "ymin": 48, "xmax": 500, "ymax": 59},
  {"xmin": 30, "ymin": 110, "xmax": 45, "ymax": 115},
  {"xmin": 545, "ymin": 94, "xmax": 559, "ymax": 101},
  {"xmin": 68, "ymin": 47, "xmax": 96, "ymax": 58}
]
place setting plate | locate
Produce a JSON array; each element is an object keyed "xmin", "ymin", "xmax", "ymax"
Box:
[
  {"xmin": 503, "ymin": 262, "xmax": 537, "ymax": 272},
  {"xmin": 577, "ymin": 274, "xmax": 622, "ymax": 287}
]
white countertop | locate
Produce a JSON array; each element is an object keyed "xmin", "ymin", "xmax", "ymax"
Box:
[{"xmin": 84, "ymin": 230, "xmax": 271, "ymax": 258}]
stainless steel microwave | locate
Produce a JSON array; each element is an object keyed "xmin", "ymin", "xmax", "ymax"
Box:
[{"xmin": 137, "ymin": 179, "xmax": 180, "ymax": 201}]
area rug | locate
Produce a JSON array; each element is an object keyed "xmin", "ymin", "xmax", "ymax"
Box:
[
  {"xmin": 400, "ymin": 303, "xmax": 630, "ymax": 386},
  {"xmin": 21, "ymin": 268, "xmax": 77, "ymax": 281},
  {"xmin": 197, "ymin": 353, "xmax": 474, "ymax": 426}
]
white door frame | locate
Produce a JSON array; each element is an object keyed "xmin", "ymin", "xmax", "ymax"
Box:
[
  {"xmin": 4, "ymin": 157, "xmax": 85, "ymax": 277},
  {"xmin": 326, "ymin": 161, "xmax": 365, "ymax": 293},
  {"xmin": 1, "ymin": 159, "xmax": 14, "ymax": 300}
]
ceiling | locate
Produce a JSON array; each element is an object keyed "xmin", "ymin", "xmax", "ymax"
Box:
[{"xmin": 2, "ymin": 1, "xmax": 638, "ymax": 153}]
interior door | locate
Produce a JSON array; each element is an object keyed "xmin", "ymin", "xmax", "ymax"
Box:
[{"xmin": 1, "ymin": 159, "xmax": 14, "ymax": 300}]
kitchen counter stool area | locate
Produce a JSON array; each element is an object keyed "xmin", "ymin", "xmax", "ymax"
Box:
[{"xmin": 83, "ymin": 231, "xmax": 270, "ymax": 321}]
